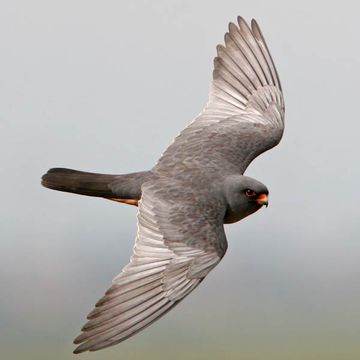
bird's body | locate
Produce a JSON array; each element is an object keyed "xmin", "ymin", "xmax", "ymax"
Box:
[{"xmin": 42, "ymin": 17, "xmax": 284, "ymax": 353}]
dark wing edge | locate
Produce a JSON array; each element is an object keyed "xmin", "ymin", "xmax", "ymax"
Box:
[
  {"xmin": 201, "ymin": 17, "xmax": 284, "ymax": 120},
  {"xmin": 197, "ymin": 17, "xmax": 285, "ymax": 171},
  {"xmin": 73, "ymin": 184, "xmax": 227, "ymax": 353}
]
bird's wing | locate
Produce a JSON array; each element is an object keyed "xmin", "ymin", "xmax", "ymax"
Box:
[
  {"xmin": 73, "ymin": 181, "xmax": 227, "ymax": 353},
  {"xmin": 155, "ymin": 17, "xmax": 284, "ymax": 175}
]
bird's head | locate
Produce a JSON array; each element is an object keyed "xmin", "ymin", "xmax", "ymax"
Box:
[{"xmin": 223, "ymin": 175, "xmax": 269, "ymax": 224}]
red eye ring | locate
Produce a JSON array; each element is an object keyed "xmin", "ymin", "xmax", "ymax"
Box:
[{"xmin": 245, "ymin": 189, "xmax": 257, "ymax": 197}]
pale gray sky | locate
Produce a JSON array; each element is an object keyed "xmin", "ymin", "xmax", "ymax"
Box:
[{"xmin": 1, "ymin": 1, "xmax": 360, "ymax": 359}]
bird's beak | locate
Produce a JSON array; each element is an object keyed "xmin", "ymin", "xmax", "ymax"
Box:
[{"xmin": 257, "ymin": 193, "xmax": 268, "ymax": 207}]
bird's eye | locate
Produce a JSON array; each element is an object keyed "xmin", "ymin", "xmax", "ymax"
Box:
[{"xmin": 245, "ymin": 189, "xmax": 257, "ymax": 197}]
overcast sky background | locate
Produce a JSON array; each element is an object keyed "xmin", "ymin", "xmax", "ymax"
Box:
[{"xmin": 1, "ymin": 1, "xmax": 360, "ymax": 359}]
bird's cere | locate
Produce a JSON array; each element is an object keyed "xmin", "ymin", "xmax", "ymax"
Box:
[
  {"xmin": 256, "ymin": 193, "xmax": 269, "ymax": 207},
  {"xmin": 41, "ymin": 15, "xmax": 284, "ymax": 354}
]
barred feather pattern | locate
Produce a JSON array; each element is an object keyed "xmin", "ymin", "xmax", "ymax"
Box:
[
  {"xmin": 202, "ymin": 17, "xmax": 284, "ymax": 123},
  {"xmin": 73, "ymin": 182, "xmax": 226, "ymax": 353},
  {"xmin": 154, "ymin": 17, "xmax": 284, "ymax": 177},
  {"xmin": 73, "ymin": 16, "xmax": 284, "ymax": 353}
]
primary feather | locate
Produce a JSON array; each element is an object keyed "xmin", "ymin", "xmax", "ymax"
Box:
[{"xmin": 41, "ymin": 16, "xmax": 285, "ymax": 354}]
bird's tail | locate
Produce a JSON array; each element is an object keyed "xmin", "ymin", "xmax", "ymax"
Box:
[
  {"xmin": 41, "ymin": 168, "xmax": 150, "ymax": 205},
  {"xmin": 41, "ymin": 168, "xmax": 120, "ymax": 197}
]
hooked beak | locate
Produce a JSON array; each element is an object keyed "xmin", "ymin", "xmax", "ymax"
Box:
[{"xmin": 256, "ymin": 193, "xmax": 268, "ymax": 207}]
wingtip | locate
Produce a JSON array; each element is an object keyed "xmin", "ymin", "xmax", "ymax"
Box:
[
  {"xmin": 73, "ymin": 341, "xmax": 90, "ymax": 354},
  {"xmin": 224, "ymin": 31, "xmax": 232, "ymax": 45},
  {"xmin": 216, "ymin": 43, "xmax": 222, "ymax": 54},
  {"xmin": 237, "ymin": 15, "xmax": 246, "ymax": 26},
  {"xmin": 74, "ymin": 331, "xmax": 87, "ymax": 345},
  {"xmin": 86, "ymin": 306, "xmax": 102, "ymax": 320},
  {"xmin": 228, "ymin": 21, "xmax": 237, "ymax": 33},
  {"xmin": 213, "ymin": 57, "xmax": 223, "ymax": 73},
  {"xmin": 251, "ymin": 18, "xmax": 262, "ymax": 39},
  {"xmin": 73, "ymin": 347, "xmax": 84, "ymax": 354}
]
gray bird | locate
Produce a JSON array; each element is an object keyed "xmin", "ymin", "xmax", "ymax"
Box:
[{"xmin": 42, "ymin": 16, "xmax": 284, "ymax": 353}]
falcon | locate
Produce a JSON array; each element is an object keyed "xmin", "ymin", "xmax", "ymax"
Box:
[{"xmin": 42, "ymin": 16, "xmax": 285, "ymax": 353}]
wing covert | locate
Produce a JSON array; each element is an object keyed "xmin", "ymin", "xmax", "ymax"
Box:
[
  {"xmin": 154, "ymin": 17, "xmax": 284, "ymax": 176},
  {"xmin": 73, "ymin": 182, "xmax": 227, "ymax": 353}
]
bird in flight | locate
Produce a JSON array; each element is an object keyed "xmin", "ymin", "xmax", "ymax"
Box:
[{"xmin": 42, "ymin": 16, "xmax": 284, "ymax": 353}]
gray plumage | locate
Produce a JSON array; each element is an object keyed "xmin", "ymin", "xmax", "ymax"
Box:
[{"xmin": 41, "ymin": 16, "xmax": 284, "ymax": 353}]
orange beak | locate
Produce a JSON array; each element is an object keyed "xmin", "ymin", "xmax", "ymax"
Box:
[{"xmin": 256, "ymin": 193, "xmax": 268, "ymax": 207}]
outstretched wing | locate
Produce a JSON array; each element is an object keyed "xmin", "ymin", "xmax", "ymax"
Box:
[
  {"xmin": 155, "ymin": 17, "xmax": 284, "ymax": 176},
  {"xmin": 73, "ymin": 181, "xmax": 227, "ymax": 353}
]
